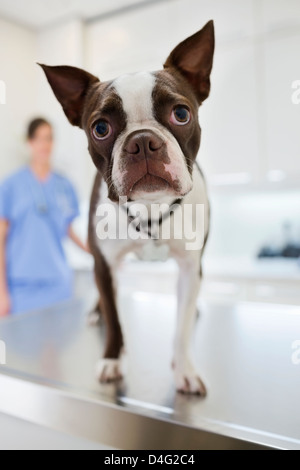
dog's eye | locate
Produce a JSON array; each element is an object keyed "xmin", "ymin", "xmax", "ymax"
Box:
[
  {"xmin": 171, "ymin": 106, "xmax": 191, "ymax": 126},
  {"xmin": 92, "ymin": 120, "xmax": 112, "ymax": 140}
]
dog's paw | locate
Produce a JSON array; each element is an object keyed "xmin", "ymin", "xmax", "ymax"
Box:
[
  {"xmin": 173, "ymin": 362, "xmax": 207, "ymax": 396},
  {"xmin": 96, "ymin": 359, "xmax": 123, "ymax": 383}
]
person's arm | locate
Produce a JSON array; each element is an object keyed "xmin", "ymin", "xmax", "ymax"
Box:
[
  {"xmin": 68, "ymin": 225, "xmax": 90, "ymax": 253},
  {"xmin": 0, "ymin": 219, "xmax": 11, "ymax": 317}
]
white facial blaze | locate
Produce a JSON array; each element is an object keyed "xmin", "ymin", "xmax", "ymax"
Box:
[
  {"xmin": 113, "ymin": 72, "xmax": 156, "ymax": 124},
  {"xmin": 111, "ymin": 72, "xmax": 193, "ymax": 198}
]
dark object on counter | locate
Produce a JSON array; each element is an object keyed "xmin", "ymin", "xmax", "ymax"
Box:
[
  {"xmin": 282, "ymin": 244, "xmax": 300, "ymax": 258},
  {"xmin": 258, "ymin": 243, "xmax": 300, "ymax": 259},
  {"xmin": 257, "ymin": 246, "xmax": 279, "ymax": 258}
]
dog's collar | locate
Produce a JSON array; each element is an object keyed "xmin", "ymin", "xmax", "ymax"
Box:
[{"xmin": 122, "ymin": 197, "xmax": 183, "ymax": 238}]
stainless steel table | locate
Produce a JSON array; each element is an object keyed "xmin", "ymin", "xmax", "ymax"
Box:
[{"xmin": 0, "ymin": 268, "xmax": 299, "ymax": 450}]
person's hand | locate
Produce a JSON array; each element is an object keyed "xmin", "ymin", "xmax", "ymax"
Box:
[
  {"xmin": 84, "ymin": 241, "xmax": 92, "ymax": 254},
  {"xmin": 68, "ymin": 227, "xmax": 92, "ymax": 254},
  {"xmin": 0, "ymin": 290, "xmax": 11, "ymax": 317}
]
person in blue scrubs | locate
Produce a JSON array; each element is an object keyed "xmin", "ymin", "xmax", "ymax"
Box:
[{"xmin": 0, "ymin": 118, "xmax": 88, "ymax": 316}]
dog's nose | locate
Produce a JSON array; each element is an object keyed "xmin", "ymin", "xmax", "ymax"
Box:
[{"xmin": 125, "ymin": 131, "xmax": 164, "ymax": 158}]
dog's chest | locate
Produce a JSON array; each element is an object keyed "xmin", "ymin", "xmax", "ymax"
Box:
[
  {"xmin": 93, "ymin": 184, "xmax": 178, "ymax": 265},
  {"xmin": 92, "ymin": 165, "xmax": 209, "ymax": 267}
]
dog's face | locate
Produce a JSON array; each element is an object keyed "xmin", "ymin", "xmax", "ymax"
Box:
[{"xmin": 40, "ymin": 21, "xmax": 214, "ymax": 202}]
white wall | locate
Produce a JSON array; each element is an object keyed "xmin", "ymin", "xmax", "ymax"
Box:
[
  {"xmin": 35, "ymin": 19, "xmax": 96, "ymax": 200},
  {"xmin": 0, "ymin": 17, "xmax": 37, "ymax": 178},
  {"xmin": 85, "ymin": 0, "xmax": 255, "ymax": 79},
  {"xmin": 0, "ymin": 17, "xmax": 96, "ymax": 201}
]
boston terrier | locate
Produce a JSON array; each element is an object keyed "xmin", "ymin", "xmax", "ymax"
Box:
[{"xmin": 39, "ymin": 20, "xmax": 214, "ymax": 395}]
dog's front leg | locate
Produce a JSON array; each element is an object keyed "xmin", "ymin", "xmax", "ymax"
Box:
[
  {"xmin": 93, "ymin": 251, "xmax": 124, "ymax": 383},
  {"xmin": 173, "ymin": 255, "xmax": 207, "ymax": 396}
]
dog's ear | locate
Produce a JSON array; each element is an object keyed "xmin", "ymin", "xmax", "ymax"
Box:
[
  {"xmin": 164, "ymin": 21, "xmax": 215, "ymax": 104},
  {"xmin": 38, "ymin": 64, "xmax": 100, "ymax": 127}
]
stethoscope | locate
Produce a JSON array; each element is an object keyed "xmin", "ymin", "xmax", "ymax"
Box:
[
  {"xmin": 28, "ymin": 171, "xmax": 72, "ymax": 218},
  {"xmin": 28, "ymin": 172, "xmax": 50, "ymax": 216}
]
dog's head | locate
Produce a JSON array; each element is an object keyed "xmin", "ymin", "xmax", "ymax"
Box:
[{"xmin": 39, "ymin": 21, "xmax": 214, "ymax": 203}]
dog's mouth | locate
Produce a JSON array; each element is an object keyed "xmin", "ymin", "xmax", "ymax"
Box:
[
  {"xmin": 110, "ymin": 129, "xmax": 193, "ymax": 201},
  {"xmin": 130, "ymin": 173, "xmax": 171, "ymax": 194},
  {"xmin": 110, "ymin": 142, "xmax": 191, "ymax": 201}
]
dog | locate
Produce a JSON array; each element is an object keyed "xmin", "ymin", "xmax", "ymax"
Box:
[{"xmin": 39, "ymin": 20, "xmax": 214, "ymax": 395}]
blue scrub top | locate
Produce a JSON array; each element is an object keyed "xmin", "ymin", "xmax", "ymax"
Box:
[{"xmin": 0, "ymin": 167, "xmax": 80, "ymax": 314}]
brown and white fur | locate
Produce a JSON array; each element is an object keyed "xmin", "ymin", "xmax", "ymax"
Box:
[{"xmin": 39, "ymin": 21, "xmax": 215, "ymax": 395}]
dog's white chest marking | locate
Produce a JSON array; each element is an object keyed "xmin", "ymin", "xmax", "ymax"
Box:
[{"xmin": 113, "ymin": 72, "xmax": 156, "ymax": 124}]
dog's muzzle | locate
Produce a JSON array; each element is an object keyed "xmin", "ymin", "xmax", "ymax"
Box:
[{"xmin": 117, "ymin": 129, "xmax": 182, "ymax": 197}]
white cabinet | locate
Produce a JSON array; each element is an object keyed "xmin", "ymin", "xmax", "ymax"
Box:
[
  {"xmin": 199, "ymin": 41, "xmax": 260, "ymax": 183},
  {"xmin": 86, "ymin": 2, "xmax": 177, "ymax": 79},
  {"xmin": 260, "ymin": 0, "xmax": 300, "ymax": 34},
  {"xmin": 264, "ymin": 33, "xmax": 300, "ymax": 178},
  {"xmin": 173, "ymin": 0, "xmax": 255, "ymax": 42},
  {"xmin": 86, "ymin": 0, "xmax": 256, "ymax": 81}
]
